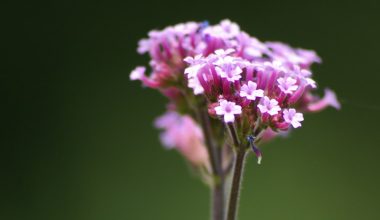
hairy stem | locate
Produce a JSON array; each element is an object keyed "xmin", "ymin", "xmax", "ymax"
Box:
[{"xmin": 226, "ymin": 149, "xmax": 247, "ymax": 220}]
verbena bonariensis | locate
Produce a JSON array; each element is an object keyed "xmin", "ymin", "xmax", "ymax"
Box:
[{"xmin": 130, "ymin": 19, "xmax": 340, "ymax": 220}]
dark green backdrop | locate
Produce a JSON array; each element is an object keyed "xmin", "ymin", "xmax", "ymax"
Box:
[{"xmin": 2, "ymin": 0, "xmax": 380, "ymax": 219}]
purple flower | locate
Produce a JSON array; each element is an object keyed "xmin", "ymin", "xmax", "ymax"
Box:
[
  {"xmin": 283, "ymin": 108, "xmax": 304, "ymax": 128},
  {"xmin": 220, "ymin": 19, "xmax": 240, "ymax": 38},
  {"xmin": 240, "ymin": 34, "xmax": 268, "ymax": 59},
  {"xmin": 215, "ymin": 56, "xmax": 243, "ymax": 82},
  {"xmin": 277, "ymin": 77, "xmax": 298, "ymax": 94},
  {"xmin": 184, "ymin": 55, "xmax": 206, "ymax": 77},
  {"xmin": 216, "ymin": 67, "xmax": 242, "ymax": 82},
  {"xmin": 215, "ymin": 100, "xmax": 242, "ymax": 123},
  {"xmin": 240, "ymin": 81, "xmax": 264, "ymax": 101},
  {"xmin": 203, "ymin": 19, "xmax": 240, "ymax": 40},
  {"xmin": 258, "ymin": 96, "xmax": 281, "ymax": 116}
]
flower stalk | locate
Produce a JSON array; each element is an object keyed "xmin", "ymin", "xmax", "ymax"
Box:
[
  {"xmin": 212, "ymin": 178, "xmax": 225, "ymax": 220},
  {"xmin": 198, "ymin": 107, "xmax": 226, "ymax": 220},
  {"xmin": 227, "ymin": 148, "xmax": 247, "ymax": 220}
]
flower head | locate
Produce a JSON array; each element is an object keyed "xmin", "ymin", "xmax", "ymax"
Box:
[
  {"xmin": 131, "ymin": 19, "xmax": 339, "ymax": 156},
  {"xmin": 215, "ymin": 100, "xmax": 242, "ymax": 123},
  {"xmin": 130, "ymin": 19, "xmax": 340, "ymax": 201}
]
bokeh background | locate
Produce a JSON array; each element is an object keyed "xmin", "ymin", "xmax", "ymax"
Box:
[{"xmin": 2, "ymin": 0, "xmax": 380, "ymax": 219}]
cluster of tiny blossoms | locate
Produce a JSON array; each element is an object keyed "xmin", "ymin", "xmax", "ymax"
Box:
[
  {"xmin": 130, "ymin": 19, "xmax": 340, "ymax": 166},
  {"xmin": 184, "ymin": 48, "xmax": 339, "ymax": 133}
]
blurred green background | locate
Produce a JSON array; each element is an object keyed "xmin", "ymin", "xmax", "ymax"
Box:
[{"xmin": 2, "ymin": 0, "xmax": 380, "ymax": 219}]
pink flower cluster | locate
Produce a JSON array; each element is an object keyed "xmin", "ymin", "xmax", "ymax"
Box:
[
  {"xmin": 130, "ymin": 19, "xmax": 340, "ymax": 164},
  {"xmin": 183, "ymin": 47, "xmax": 339, "ymax": 132}
]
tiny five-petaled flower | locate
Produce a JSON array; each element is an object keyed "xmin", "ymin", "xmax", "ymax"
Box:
[
  {"xmin": 258, "ymin": 96, "xmax": 281, "ymax": 116},
  {"xmin": 283, "ymin": 108, "xmax": 304, "ymax": 128},
  {"xmin": 215, "ymin": 100, "xmax": 242, "ymax": 123},
  {"xmin": 240, "ymin": 81, "xmax": 264, "ymax": 100},
  {"xmin": 277, "ymin": 77, "xmax": 298, "ymax": 94}
]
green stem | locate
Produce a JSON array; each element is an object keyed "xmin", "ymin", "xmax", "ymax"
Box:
[{"xmin": 226, "ymin": 149, "xmax": 247, "ymax": 220}]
